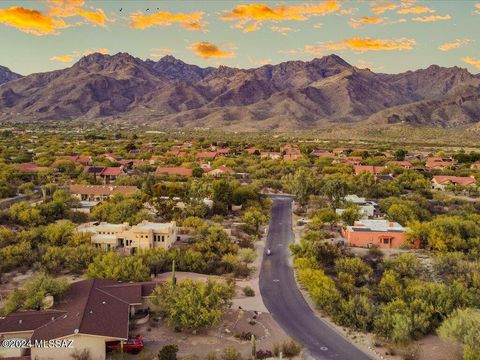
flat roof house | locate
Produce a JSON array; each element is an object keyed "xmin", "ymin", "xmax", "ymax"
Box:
[
  {"xmin": 342, "ymin": 220, "xmax": 408, "ymax": 249},
  {"xmin": 0, "ymin": 279, "xmax": 158, "ymax": 360},
  {"xmin": 78, "ymin": 220, "xmax": 177, "ymax": 254},
  {"xmin": 69, "ymin": 185, "xmax": 138, "ymax": 202}
]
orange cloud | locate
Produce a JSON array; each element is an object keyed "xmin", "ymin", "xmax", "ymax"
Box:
[
  {"xmin": 190, "ymin": 42, "xmax": 235, "ymax": 59},
  {"xmin": 47, "ymin": 0, "xmax": 109, "ymax": 27},
  {"xmin": 0, "ymin": 6, "xmax": 67, "ymax": 35},
  {"xmin": 372, "ymin": 3, "xmax": 398, "ymax": 15},
  {"xmin": 398, "ymin": 6, "xmax": 435, "ymax": 14},
  {"xmin": 438, "ymin": 39, "xmax": 471, "ymax": 51},
  {"xmin": 463, "ymin": 56, "xmax": 480, "ymax": 69},
  {"xmin": 349, "ymin": 16, "xmax": 384, "ymax": 28},
  {"xmin": 322, "ymin": 37, "xmax": 416, "ymax": 52},
  {"xmin": 412, "ymin": 14, "xmax": 451, "ymax": 22},
  {"xmin": 129, "ymin": 11, "xmax": 205, "ymax": 31},
  {"xmin": 271, "ymin": 25, "xmax": 295, "ymax": 35},
  {"xmin": 221, "ymin": 1, "xmax": 341, "ymax": 32},
  {"xmin": 50, "ymin": 54, "xmax": 74, "ymax": 62}
]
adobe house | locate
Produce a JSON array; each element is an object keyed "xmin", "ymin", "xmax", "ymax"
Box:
[
  {"xmin": 0, "ymin": 279, "xmax": 158, "ymax": 360},
  {"xmin": 341, "ymin": 220, "xmax": 410, "ymax": 249},
  {"xmin": 68, "ymin": 185, "xmax": 138, "ymax": 202},
  {"xmin": 431, "ymin": 175, "xmax": 476, "ymax": 191}
]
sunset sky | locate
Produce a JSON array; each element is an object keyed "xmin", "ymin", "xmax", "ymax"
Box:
[{"xmin": 1, "ymin": 0, "xmax": 479, "ymax": 75}]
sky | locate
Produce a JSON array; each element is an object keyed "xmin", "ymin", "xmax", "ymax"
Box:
[{"xmin": 0, "ymin": 0, "xmax": 479, "ymax": 75}]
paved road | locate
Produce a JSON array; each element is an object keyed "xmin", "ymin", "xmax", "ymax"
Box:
[{"xmin": 259, "ymin": 196, "xmax": 372, "ymax": 360}]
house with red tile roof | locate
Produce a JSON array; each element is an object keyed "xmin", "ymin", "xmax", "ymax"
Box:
[
  {"xmin": 281, "ymin": 144, "xmax": 301, "ymax": 155},
  {"xmin": 432, "ymin": 176, "xmax": 477, "ymax": 190},
  {"xmin": 16, "ymin": 163, "xmax": 49, "ymax": 173},
  {"xmin": 216, "ymin": 148, "xmax": 230, "ymax": 155},
  {"xmin": 471, "ymin": 162, "xmax": 480, "ymax": 170},
  {"xmin": 205, "ymin": 165, "xmax": 233, "ymax": 177},
  {"xmin": 260, "ymin": 152, "xmax": 281, "ymax": 160},
  {"xmin": 195, "ymin": 151, "xmax": 217, "ymax": 160},
  {"xmin": 0, "ymin": 279, "xmax": 160, "ymax": 360},
  {"xmin": 84, "ymin": 166, "xmax": 126, "ymax": 183},
  {"xmin": 155, "ymin": 166, "xmax": 193, "ymax": 177},
  {"xmin": 425, "ymin": 157, "xmax": 454, "ymax": 170},
  {"xmin": 354, "ymin": 165, "xmax": 387, "ymax": 175},
  {"xmin": 245, "ymin": 147, "xmax": 259, "ymax": 154}
]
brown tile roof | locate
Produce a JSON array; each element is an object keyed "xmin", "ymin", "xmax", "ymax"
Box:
[
  {"xmin": 17, "ymin": 163, "xmax": 49, "ymax": 173},
  {"xmin": 84, "ymin": 166, "xmax": 125, "ymax": 177},
  {"xmin": 195, "ymin": 152, "xmax": 217, "ymax": 159},
  {"xmin": 354, "ymin": 165, "xmax": 387, "ymax": 175},
  {"xmin": 0, "ymin": 310, "xmax": 66, "ymax": 334},
  {"xmin": 425, "ymin": 157, "xmax": 454, "ymax": 169},
  {"xmin": 156, "ymin": 167, "xmax": 193, "ymax": 177},
  {"xmin": 432, "ymin": 176, "xmax": 476, "ymax": 186},
  {"xmin": 63, "ymin": 155, "xmax": 92, "ymax": 165},
  {"xmin": 69, "ymin": 185, "xmax": 138, "ymax": 196}
]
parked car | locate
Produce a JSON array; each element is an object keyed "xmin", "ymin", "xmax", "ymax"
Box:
[{"xmin": 106, "ymin": 336, "xmax": 144, "ymax": 354}]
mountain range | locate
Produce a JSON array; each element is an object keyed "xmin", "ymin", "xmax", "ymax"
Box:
[{"xmin": 0, "ymin": 52, "xmax": 479, "ymax": 130}]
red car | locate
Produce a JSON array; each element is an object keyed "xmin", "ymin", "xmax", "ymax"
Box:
[{"xmin": 106, "ymin": 337, "xmax": 144, "ymax": 354}]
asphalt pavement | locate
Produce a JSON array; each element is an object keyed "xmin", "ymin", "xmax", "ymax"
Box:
[{"xmin": 259, "ymin": 196, "xmax": 372, "ymax": 360}]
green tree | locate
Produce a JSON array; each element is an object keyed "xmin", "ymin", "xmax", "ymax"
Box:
[
  {"xmin": 86, "ymin": 252, "xmax": 150, "ymax": 281},
  {"xmin": 242, "ymin": 207, "xmax": 268, "ymax": 235},
  {"xmin": 157, "ymin": 345, "xmax": 179, "ymax": 360},
  {"xmin": 149, "ymin": 279, "xmax": 233, "ymax": 330},
  {"xmin": 438, "ymin": 308, "xmax": 480, "ymax": 360},
  {"xmin": 2, "ymin": 273, "xmax": 69, "ymax": 315}
]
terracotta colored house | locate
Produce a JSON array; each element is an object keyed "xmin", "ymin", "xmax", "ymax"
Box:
[
  {"xmin": 205, "ymin": 165, "xmax": 233, "ymax": 177},
  {"xmin": 62, "ymin": 155, "xmax": 92, "ymax": 165},
  {"xmin": 432, "ymin": 175, "xmax": 476, "ymax": 190},
  {"xmin": 425, "ymin": 157, "xmax": 454, "ymax": 170},
  {"xmin": 155, "ymin": 166, "xmax": 193, "ymax": 177},
  {"xmin": 84, "ymin": 166, "xmax": 126, "ymax": 183},
  {"xmin": 195, "ymin": 151, "xmax": 217, "ymax": 160},
  {"xmin": 17, "ymin": 163, "xmax": 49, "ymax": 173},
  {"xmin": 354, "ymin": 165, "xmax": 387, "ymax": 175},
  {"xmin": 342, "ymin": 220, "xmax": 408, "ymax": 249}
]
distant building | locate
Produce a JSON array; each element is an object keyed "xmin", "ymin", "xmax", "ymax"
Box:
[
  {"xmin": 69, "ymin": 185, "xmax": 138, "ymax": 201},
  {"xmin": 311, "ymin": 149, "xmax": 334, "ymax": 158},
  {"xmin": 195, "ymin": 151, "xmax": 217, "ymax": 160},
  {"xmin": 425, "ymin": 157, "xmax": 454, "ymax": 170},
  {"xmin": 336, "ymin": 195, "xmax": 377, "ymax": 219},
  {"xmin": 84, "ymin": 166, "xmax": 126, "ymax": 183},
  {"xmin": 62, "ymin": 155, "xmax": 92, "ymax": 165},
  {"xmin": 78, "ymin": 220, "xmax": 177, "ymax": 253},
  {"xmin": 432, "ymin": 175, "xmax": 476, "ymax": 190},
  {"xmin": 354, "ymin": 165, "xmax": 387, "ymax": 175},
  {"xmin": 342, "ymin": 220, "xmax": 408, "ymax": 249},
  {"xmin": 16, "ymin": 163, "xmax": 49, "ymax": 173},
  {"xmin": 205, "ymin": 165, "xmax": 234, "ymax": 177},
  {"xmin": 155, "ymin": 166, "xmax": 193, "ymax": 177}
]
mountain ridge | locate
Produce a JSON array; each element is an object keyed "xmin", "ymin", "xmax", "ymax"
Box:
[{"xmin": 0, "ymin": 52, "xmax": 479, "ymax": 130}]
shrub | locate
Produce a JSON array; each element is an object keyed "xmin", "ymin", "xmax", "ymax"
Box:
[
  {"xmin": 221, "ymin": 346, "xmax": 242, "ymax": 360},
  {"xmin": 243, "ymin": 286, "xmax": 255, "ymax": 297},
  {"xmin": 273, "ymin": 339, "xmax": 302, "ymax": 358},
  {"xmin": 158, "ymin": 344, "xmax": 179, "ymax": 360}
]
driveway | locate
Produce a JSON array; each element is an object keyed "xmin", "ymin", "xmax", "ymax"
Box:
[{"xmin": 259, "ymin": 196, "xmax": 372, "ymax": 360}]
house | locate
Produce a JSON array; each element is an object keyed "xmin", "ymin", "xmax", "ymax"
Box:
[
  {"xmin": 332, "ymin": 157, "xmax": 361, "ymax": 166},
  {"xmin": 387, "ymin": 160, "xmax": 413, "ymax": 169},
  {"xmin": 84, "ymin": 166, "xmax": 126, "ymax": 183},
  {"xmin": 311, "ymin": 149, "xmax": 334, "ymax": 158},
  {"xmin": 425, "ymin": 157, "xmax": 454, "ymax": 170},
  {"xmin": 471, "ymin": 162, "xmax": 480, "ymax": 170},
  {"xmin": 283, "ymin": 154, "xmax": 302, "ymax": 161},
  {"xmin": 195, "ymin": 152, "xmax": 217, "ymax": 160},
  {"xmin": 342, "ymin": 220, "xmax": 408, "ymax": 249},
  {"xmin": 260, "ymin": 151, "xmax": 281, "ymax": 160},
  {"xmin": 245, "ymin": 147, "xmax": 259, "ymax": 154},
  {"xmin": 354, "ymin": 165, "xmax": 387, "ymax": 175},
  {"xmin": 432, "ymin": 176, "xmax": 477, "ymax": 190},
  {"xmin": 0, "ymin": 279, "xmax": 158, "ymax": 360},
  {"xmin": 216, "ymin": 148, "xmax": 230, "ymax": 156},
  {"xmin": 333, "ymin": 148, "xmax": 350, "ymax": 156},
  {"xmin": 205, "ymin": 165, "xmax": 233, "ymax": 177},
  {"xmin": 69, "ymin": 185, "xmax": 138, "ymax": 201},
  {"xmin": 336, "ymin": 195, "xmax": 377, "ymax": 219},
  {"xmin": 100, "ymin": 153, "xmax": 118, "ymax": 163},
  {"xmin": 78, "ymin": 220, "xmax": 177, "ymax": 253},
  {"xmin": 281, "ymin": 144, "xmax": 301, "ymax": 155},
  {"xmin": 155, "ymin": 166, "xmax": 193, "ymax": 177},
  {"xmin": 62, "ymin": 155, "xmax": 92, "ymax": 166},
  {"xmin": 17, "ymin": 163, "xmax": 49, "ymax": 173}
]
